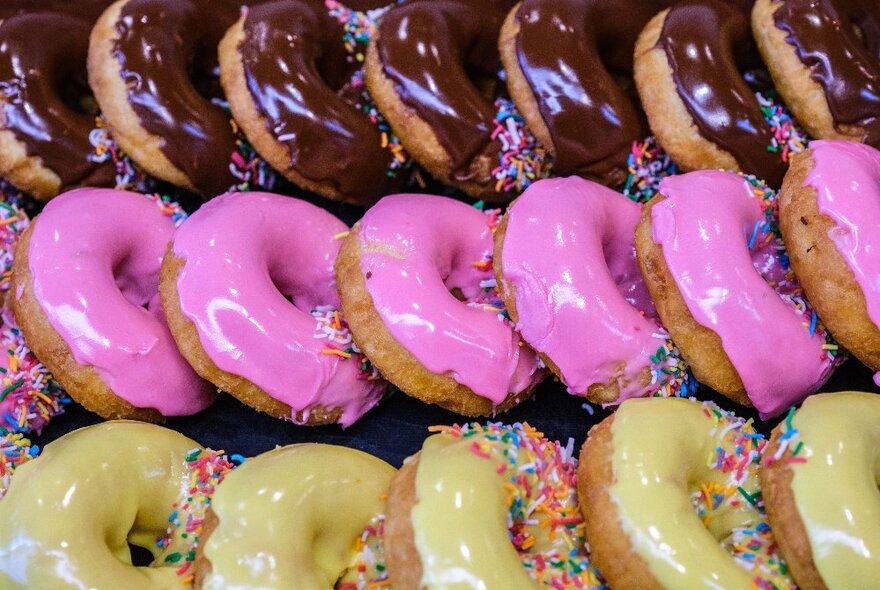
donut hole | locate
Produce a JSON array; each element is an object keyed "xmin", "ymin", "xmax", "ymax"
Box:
[{"xmin": 127, "ymin": 542, "xmax": 156, "ymax": 567}]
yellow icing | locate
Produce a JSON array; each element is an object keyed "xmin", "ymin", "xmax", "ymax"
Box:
[
  {"xmin": 200, "ymin": 443, "xmax": 395, "ymax": 590},
  {"xmin": 786, "ymin": 391, "xmax": 880, "ymax": 587},
  {"xmin": 608, "ymin": 397, "xmax": 773, "ymax": 588},
  {"xmin": 0, "ymin": 421, "xmax": 201, "ymax": 589}
]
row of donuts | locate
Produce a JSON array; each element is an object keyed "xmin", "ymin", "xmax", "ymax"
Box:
[
  {"xmin": 2, "ymin": 0, "xmax": 876, "ymax": 206},
  {"xmin": 7, "ymin": 138, "xmax": 880, "ymax": 427},
  {"xmin": 0, "ymin": 392, "xmax": 876, "ymax": 589}
]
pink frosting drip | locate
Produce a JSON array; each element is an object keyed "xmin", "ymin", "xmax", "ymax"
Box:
[
  {"xmin": 26, "ymin": 188, "xmax": 214, "ymax": 416},
  {"xmin": 171, "ymin": 192, "xmax": 385, "ymax": 427},
  {"xmin": 806, "ymin": 140, "xmax": 880, "ymax": 328},
  {"xmin": 500, "ymin": 177, "xmax": 660, "ymax": 400},
  {"xmin": 357, "ymin": 194, "xmax": 543, "ymax": 404},
  {"xmin": 652, "ymin": 171, "xmax": 835, "ymax": 417}
]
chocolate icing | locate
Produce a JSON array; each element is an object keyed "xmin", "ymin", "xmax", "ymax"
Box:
[
  {"xmin": 240, "ymin": 0, "xmax": 394, "ymax": 202},
  {"xmin": 773, "ymin": 0, "xmax": 880, "ymax": 147},
  {"xmin": 113, "ymin": 0, "xmax": 239, "ymax": 197},
  {"xmin": 514, "ymin": 0, "xmax": 674, "ymax": 185},
  {"xmin": 658, "ymin": 0, "xmax": 785, "ymax": 186},
  {"xmin": 0, "ymin": 13, "xmax": 114, "ymax": 190},
  {"xmin": 376, "ymin": 0, "xmax": 515, "ymax": 183}
]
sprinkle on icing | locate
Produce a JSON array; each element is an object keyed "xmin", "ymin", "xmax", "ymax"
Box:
[
  {"xmin": 756, "ymin": 90, "xmax": 809, "ymax": 164},
  {"xmin": 88, "ymin": 116, "xmax": 156, "ymax": 193},
  {"xmin": 212, "ymin": 98, "xmax": 280, "ymax": 192},
  {"xmin": 648, "ymin": 327, "xmax": 699, "ymax": 399},
  {"xmin": 763, "ymin": 406, "xmax": 806, "ymax": 467},
  {"xmin": 428, "ymin": 422, "xmax": 607, "ymax": 589},
  {"xmin": 492, "ymin": 98, "xmax": 553, "ymax": 194},
  {"xmin": 0, "ymin": 431, "xmax": 38, "ymax": 498},
  {"xmin": 312, "ymin": 305, "xmax": 382, "ymax": 382},
  {"xmin": 337, "ymin": 513, "xmax": 390, "ymax": 589},
  {"xmin": 622, "ymin": 136, "xmax": 678, "ymax": 204}
]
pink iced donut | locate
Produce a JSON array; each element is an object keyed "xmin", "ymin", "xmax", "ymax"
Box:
[
  {"xmin": 495, "ymin": 177, "xmax": 695, "ymax": 404},
  {"xmin": 335, "ymin": 194, "xmax": 545, "ymax": 416},
  {"xmin": 11, "ymin": 188, "xmax": 214, "ymax": 422},
  {"xmin": 161, "ymin": 192, "xmax": 386, "ymax": 427},
  {"xmin": 636, "ymin": 170, "xmax": 842, "ymax": 417}
]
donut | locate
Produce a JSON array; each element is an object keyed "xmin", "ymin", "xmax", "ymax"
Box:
[
  {"xmin": 752, "ymin": 0, "xmax": 880, "ymax": 147},
  {"xmin": 219, "ymin": 0, "xmax": 408, "ymax": 206},
  {"xmin": 0, "ymin": 12, "xmax": 115, "ymax": 200},
  {"xmin": 494, "ymin": 177, "xmax": 695, "ymax": 404},
  {"xmin": 161, "ymin": 191, "xmax": 386, "ymax": 427},
  {"xmin": 762, "ymin": 391, "xmax": 880, "ymax": 589},
  {"xmin": 635, "ymin": 0, "xmax": 807, "ymax": 187},
  {"xmin": 384, "ymin": 422, "xmax": 603, "ymax": 589},
  {"xmin": 0, "ymin": 421, "xmax": 233, "ymax": 589},
  {"xmin": 778, "ymin": 141, "xmax": 880, "ymax": 383},
  {"xmin": 195, "ymin": 443, "xmax": 395, "ymax": 589},
  {"xmin": 88, "ymin": 0, "xmax": 241, "ymax": 197},
  {"xmin": 498, "ymin": 0, "xmax": 672, "ymax": 187},
  {"xmin": 365, "ymin": 0, "xmax": 550, "ymax": 199},
  {"xmin": 579, "ymin": 397, "xmax": 793, "ymax": 589},
  {"xmin": 635, "ymin": 170, "xmax": 841, "ymax": 417},
  {"xmin": 335, "ymin": 194, "xmax": 545, "ymax": 416},
  {"xmin": 11, "ymin": 188, "xmax": 214, "ymax": 422}
]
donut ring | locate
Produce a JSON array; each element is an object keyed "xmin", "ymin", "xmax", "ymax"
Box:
[
  {"xmin": 385, "ymin": 423, "xmax": 602, "ymax": 589},
  {"xmin": 635, "ymin": 170, "xmax": 840, "ymax": 417},
  {"xmin": 0, "ymin": 421, "xmax": 215, "ymax": 589},
  {"xmin": 495, "ymin": 177, "xmax": 694, "ymax": 404},
  {"xmin": 635, "ymin": 0, "xmax": 791, "ymax": 186},
  {"xmin": 88, "ymin": 0, "xmax": 240, "ymax": 197},
  {"xmin": 0, "ymin": 12, "xmax": 114, "ymax": 200},
  {"xmin": 219, "ymin": 0, "xmax": 399, "ymax": 205},
  {"xmin": 195, "ymin": 443, "xmax": 395, "ymax": 589},
  {"xmin": 366, "ymin": 0, "xmax": 545, "ymax": 199},
  {"xmin": 12, "ymin": 188, "xmax": 214, "ymax": 422},
  {"xmin": 762, "ymin": 392, "xmax": 880, "ymax": 589},
  {"xmin": 752, "ymin": 0, "xmax": 880, "ymax": 147},
  {"xmin": 579, "ymin": 397, "xmax": 793, "ymax": 589},
  {"xmin": 161, "ymin": 191, "xmax": 386, "ymax": 427},
  {"xmin": 335, "ymin": 194, "xmax": 544, "ymax": 416},
  {"xmin": 779, "ymin": 141, "xmax": 880, "ymax": 380}
]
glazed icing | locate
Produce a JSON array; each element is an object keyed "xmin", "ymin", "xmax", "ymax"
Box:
[
  {"xmin": 26, "ymin": 188, "xmax": 213, "ymax": 415},
  {"xmin": 500, "ymin": 177, "xmax": 673, "ymax": 401},
  {"xmin": 806, "ymin": 140, "xmax": 880, "ymax": 329},
  {"xmin": 411, "ymin": 423, "xmax": 602, "ymax": 589},
  {"xmin": 172, "ymin": 191, "xmax": 385, "ymax": 427},
  {"xmin": 651, "ymin": 171, "xmax": 836, "ymax": 417},
  {"xmin": 0, "ymin": 421, "xmax": 204, "ymax": 589},
  {"xmin": 608, "ymin": 398, "xmax": 792, "ymax": 589},
  {"xmin": 201, "ymin": 443, "xmax": 395, "ymax": 589},
  {"xmin": 776, "ymin": 392, "xmax": 880, "ymax": 587},
  {"xmin": 357, "ymin": 194, "xmax": 542, "ymax": 404}
]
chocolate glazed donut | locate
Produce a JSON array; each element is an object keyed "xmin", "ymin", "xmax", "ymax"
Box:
[
  {"xmin": 636, "ymin": 0, "xmax": 787, "ymax": 186},
  {"xmin": 753, "ymin": 0, "xmax": 880, "ymax": 147},
  {"xmin": 219, "ymin": 0, "xmax": 396, "ymax": 206},
  {"xmin": 0, "ymin": 13, "xmax": 114, "ymax": 200},
  {"xmin": 365, "ymin": 0, "xmax": 519, "ymax": 200},
  {"xmin": 499, "ymin": 0, "xmax": 673, "ymax": 187},
  {"xmin": 88, "ymin": 0, "xmax": 240, "ymax": 198}
]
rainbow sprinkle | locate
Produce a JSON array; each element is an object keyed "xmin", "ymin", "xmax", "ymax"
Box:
[
  {"xmin": 213, "ymin": 99, "xmax": 280, "ymax": 192},
  {"xmin": 756, "ymin": 90, "xmax": 809, "ymax": 163},
  {"xmin": 0, "ymin": 431, "xmax": 38, "ymax": 498},
  {"xmin": 312, "ymin": 305, "xmax": 382, "ymax": 382},
  {"xmin": 491, "ymin": 98, "xmax": 553, "ymax": 194},
  {"xmin": 648, "ymin": 327, "xmax": 698, "ymax": 399},
  {"xmin": 622, "ymin": 136, "xmax": 678, "ymax": 204},
  {"xmin": 88, "ymin": 116, "xmax": 156, "ymax": 192},
  {"xmin": 764, "ymin": 406, "xmax": 804, "ymax": 467},
  {"xmin": 337, "ymin": 513, "xmax": 390, "ymax": 589}
]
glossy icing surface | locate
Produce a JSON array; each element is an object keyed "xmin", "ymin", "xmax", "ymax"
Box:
[
  {"xmin": 0, "ymin": 421, "xmax": 201, "ymax": 589},
  {"xmin": 240, "ymin": 0, "xmax": 394, "ymax": 201},
  {"xmin": 172, "ymin": 192, "xmax": 385, "ymax": 427},
  {"xmin": 113, "ymin": 0, "xmax": 238, "ymax": 195},
  {"xmin": 201, "ymin": 443, "xmax": 395, "ymax": 590},
  {"xmin": 774, "ymin": 0, "xmax": 880, "ymax": 146},
  {"xmin": 651, "ymin": 171, "xmax": 835, "ymax": 417},
  {"xmin": 358, "ymin": 194, "xmax": 542, "ymax": 404},
  {"xmin": 0, "ymin": 12, "xmax": 114, "ymax": 188},
  {"xmin": 27, "ymin": 188, "xmax": 213, "ymax": 415},
  {"xmin": 659, "ymin": 0, "xmax": 784, "ymax": 185},
  {"xmin": 783, "ymin": 392, "xmax": 880, "ymax": 587},
  {"xmin": 806, "ymin": 140, "xmax": 880, "ymax": 327},
  {"xmin": 609, "ymin": 398, "xmax": 791, "ymax": 588},
  {"xmin": 501, "ymin": 177, "xmax": 659, "ymax": 399}
]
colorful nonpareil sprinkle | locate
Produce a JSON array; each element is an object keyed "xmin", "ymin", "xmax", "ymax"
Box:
[
  {"xmin": 88, "ymin": 116, "xmax": 155, "ymax": 193},
  {"xmin": 492, "ymin": 98, "xmax": 553, "ymax": 194},
  {"xmin": 756, "ymin": 90, "xmax": 809, "ymax": 163},
  {"xmin": 312, "ymin": 305, "xmax": 382, "ymax": 382},
  {"xmin": 623, "ymin": 136, "xmax": 678, "ymax": 204}
]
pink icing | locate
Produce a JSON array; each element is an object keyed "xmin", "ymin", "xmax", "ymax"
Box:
[
  {"xmin": 26, "ymin": 188, "xmax": 214, "ymax": 416},
  {"xmin": 357, "ymin": 194, "xmax": 543, "ymax": 404},
  {"xmin": 500, "ymin": 177, "xmax": 661, "ymax": 400},
  {"xmin": 806, "ymin": 140, "xmax": 880, "ymax": 327},
  {"xmin": 171, "ymin": 192, "xmax": 385, "ymax": 427},
  {"xmin": 652, "ymin": 171, "xmax": 836, "ymax": 417}
]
